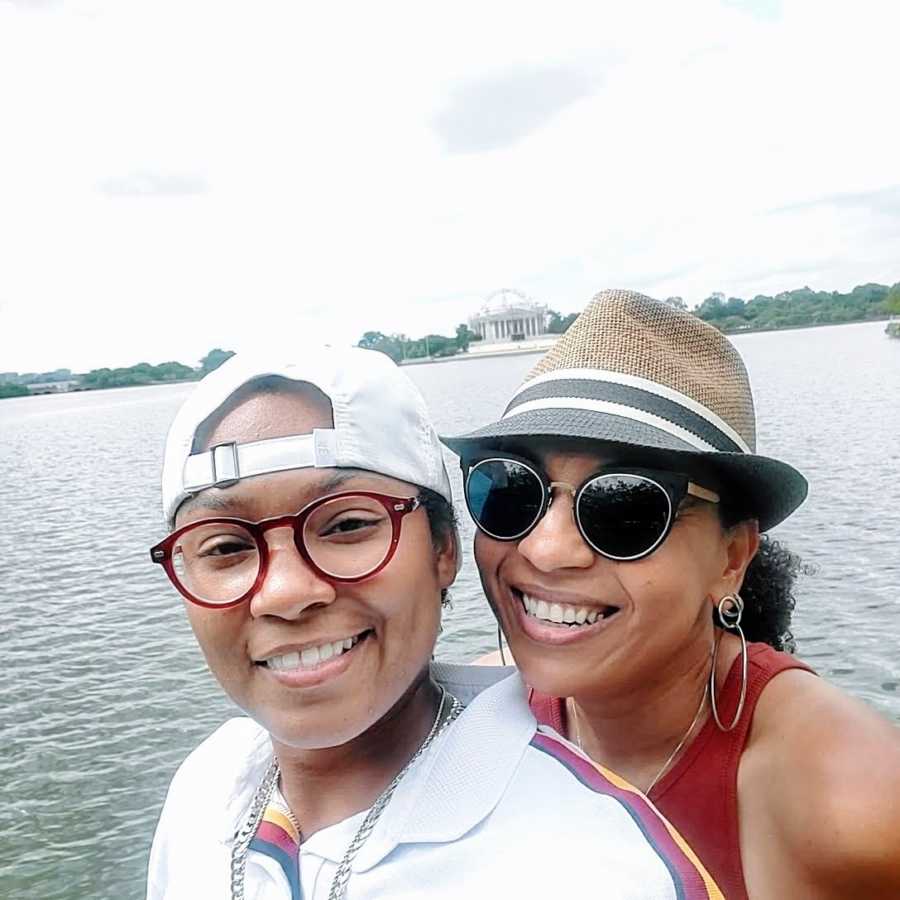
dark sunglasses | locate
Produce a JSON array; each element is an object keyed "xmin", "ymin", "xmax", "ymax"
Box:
[{"xmin": 463, "ymin": 455, "xmax": 720, "ymax": 561}]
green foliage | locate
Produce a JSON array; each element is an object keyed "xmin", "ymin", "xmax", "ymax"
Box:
[
  {"xmin": 80, "ymin": 351, "xmax": 225, "ymax": 390},
  {"xmin": 455, "ymin": 323, "xmax": 475, "ymax": 352},
  {"xmin": 695, "ymin": 283, "xmax": 892, "ymax": 333},
  {"xmin": 547, "ymin": 309, "xmax": 577, "ymax": 333},
  {"xmin": 357, "ymin": 331, "xmax": 406, "ymax": 363},
  {"xmin": 0, "ymin": 382, "xmax": 29, "ymax": 399},
  {"xmin": 357, "ymin": 329, "xmax": 464, "ymax": 362},
  {"xmin": 885, "ymin": 284, "xmax": 900, "ymax": 315},
  {"xmin": 199, "ymin": 348, "xmax": 235, "ymax": 375}
]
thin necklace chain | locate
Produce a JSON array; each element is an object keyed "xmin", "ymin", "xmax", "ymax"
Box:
[
  {"xmin": 230, "ymin": 688, "xmax": 462, "ymax": 900},
  {"xmin": 569, "ymin": 681, "xmax": 709, "ymax": 796}
]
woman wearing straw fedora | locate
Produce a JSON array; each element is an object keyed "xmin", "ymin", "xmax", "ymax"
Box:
[{"xmin": 445, "ymin": 290, "xmax": 900, "ymax": 899}]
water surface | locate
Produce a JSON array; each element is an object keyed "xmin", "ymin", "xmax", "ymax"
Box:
[{"xmin": 1, "ymin": 320, "xmax": 898, "ymax": 898}]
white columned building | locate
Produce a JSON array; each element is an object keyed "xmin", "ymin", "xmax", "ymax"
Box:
[{"xmin": 468, "ymin": 289, "xmax": 549, "ymax": 344}]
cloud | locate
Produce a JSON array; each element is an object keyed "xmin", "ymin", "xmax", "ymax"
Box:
[
  {"xmin": 5, "ymin": 0, "xmax": 64, "ymax": 9},
  {"xmin": 96, "ymin": 171, "xmax": 209, "ymax": 198},
  {"xmin": 721, "ymin": 0, "xmax": 782, "ymax": 21},
  {"xmin": 432, "ymin": 63, "xmax": 600, "ymax": 154},
  {"xmin": 770, "ymin": 185, "xmax": 900, "ymax": 217}
]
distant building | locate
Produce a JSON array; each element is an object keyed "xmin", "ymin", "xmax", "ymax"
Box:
[
  {"xmin": 26, "ymin": 380, "xmax": 80, "ymax": 394},
  {"xmin": 469, "ymin": 289, "xmax": 549, "ymax": 343}
]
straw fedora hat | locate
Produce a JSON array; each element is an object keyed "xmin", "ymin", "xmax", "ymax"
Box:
[{"xmin": 443, "ymin": 288, "xmax": 807, "ymax": 531}]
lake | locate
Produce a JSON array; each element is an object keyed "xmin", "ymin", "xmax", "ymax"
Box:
[{"xmin": 1, "ymin": 320, "xmax": 898, "ymax": 899}]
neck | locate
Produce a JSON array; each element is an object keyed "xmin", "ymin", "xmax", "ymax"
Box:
[
  {"xmin": 274, "ymin": 671, "xmax": 442, "ymax": 838},
  {"xmin": 570, "ymin": 629, "xmax": 736, "ymax": 792}
]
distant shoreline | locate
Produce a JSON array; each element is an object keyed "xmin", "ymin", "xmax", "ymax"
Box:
[{"xmin": 4, "ymin": 316, "xmax": 894, "ymax": 396}]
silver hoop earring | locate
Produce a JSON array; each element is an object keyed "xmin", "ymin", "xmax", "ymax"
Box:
[
  {"xmin": 497, "ymin": 624, "xmax": 508, "ymax": 666},
  {"xmin": 709, "ymin": 593, "xmax": 748, "ymax": 732}
]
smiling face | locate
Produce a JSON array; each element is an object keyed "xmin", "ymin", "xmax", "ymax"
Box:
[
  {"xmin": 173, "ymin": 387, "xmax": 456, "ymax": 749},
  {"xmin": 473, "ymin": 445, "xmax": 751, "ymax": 702}
]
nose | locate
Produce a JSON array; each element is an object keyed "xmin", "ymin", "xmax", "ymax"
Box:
[
  {"xmin": 248, "ymin": 529, "xmax": 337, "ymax": 620},
  {"xmin": 517, "ymin": 488, "xmax": 595, "ymax": 572}
]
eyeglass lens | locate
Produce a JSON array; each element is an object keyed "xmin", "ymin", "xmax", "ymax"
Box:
[
  {"xmin": 170, "ymin": 494, "xmax": 396, "ymax": 605},
  {"xmin": 467, "ymin": 460, "xmax": 673, "ymax": 560},
  {"xmin": 466, "ymin": 459, "xmax": 545, "ymax": 540},
  {"xmin": 576, "ymin": 474, "xmax": 671, "ymax": 559}
]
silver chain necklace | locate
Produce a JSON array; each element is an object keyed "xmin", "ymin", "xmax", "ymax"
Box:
[
  {"xmin": 230, "ymin": 688, "xmax": 462, "ymax": 900},
  {"xmin": 569, "ymin": 681, "xmax": 709, "ymax": 796}
]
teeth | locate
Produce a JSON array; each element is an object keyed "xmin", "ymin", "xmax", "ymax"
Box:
[
  {"xmin": 266, "ymin": 635, "xmax": 361, "ymax": 670},
  {"xmin": 521, "ymin": 594, "xmax": 609, "ymax": 628}
]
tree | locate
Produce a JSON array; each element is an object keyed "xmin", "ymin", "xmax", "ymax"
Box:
[
  {"xmin": 357, "ymin": 332, "xmax": 404, "ymax": 363},
  {"xmin": 455, "ymin": 323, "xmax": 475, "ymax": 352},
  {"xmin": 885, "ymin": 284, "xmax": 900, "ymax": 315},
  {"xmin": 547, "ymin": 310, "xmax": 578, "ymax": 334},
  {"xmin": 153, "ymin": 361, "xmax": 195, "ymax": 381},
  {"xmin": 199, "ymin": 348, "xmax": 235, "ymax": 375},
  {"xmin": 696, "ymin": 293, "xmax": 727, "ymax": 320},
  {"xmin": 0, "ymin": 382, "xmax": 29, "ymax": 399},
  {"xmin": 664, "ymin": 296, "xmax": 687, "ymax": 310}
]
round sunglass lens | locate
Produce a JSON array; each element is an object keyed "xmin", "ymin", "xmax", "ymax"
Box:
[
  {"xmin": 466, "ymin": 459, "xmax": 544, "ymax": 540},
  {"xmin": 172, "ymin": 522, "xmax": 260, "ymax": 605},
  {"xmin": 302, "ymin": 494, "xmax": 394, "ymax": 579},
  {"xmin": 577, "ymin": 475, "xmax": 672, "ymax": 560}
]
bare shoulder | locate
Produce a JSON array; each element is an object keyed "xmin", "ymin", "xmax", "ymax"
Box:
[{"xmin": 746, "ymin": 667, "xmax": 900, "ymax": 895}]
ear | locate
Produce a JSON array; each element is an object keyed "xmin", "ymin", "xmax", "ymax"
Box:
[
  {"xmin": 708, "ymin": 518, "xmax": 760, "ymax": 600},
  {"xmin": 435, "ymin": 528, "xmax": 460, "ymax": 589}
]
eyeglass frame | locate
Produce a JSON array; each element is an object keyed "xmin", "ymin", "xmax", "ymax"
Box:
[
  {"xmin": 149, "ymin": 490, "xmax": 421, "ymax": 609},
  {"xmin": 462, "ymin": 453, "xmax": 720, "ymax": 562}
]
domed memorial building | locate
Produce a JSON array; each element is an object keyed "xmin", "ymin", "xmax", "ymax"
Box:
[{"xmin": 468, "ymin": 289, "xmax": 549, "ymax": 343}]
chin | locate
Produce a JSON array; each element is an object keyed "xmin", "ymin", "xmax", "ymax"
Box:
[
  {"xmin": 508, "ymin": 642, "xmax": 598, "ymax": 700},
  {"xmin": 259, "ymin": 708, "xmax": 372, "ymax": 751}
]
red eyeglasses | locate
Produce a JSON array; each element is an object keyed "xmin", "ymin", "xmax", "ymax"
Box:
[{"xmin": 150, "ymin": 491, "xmax": 421, "ymax": 609}]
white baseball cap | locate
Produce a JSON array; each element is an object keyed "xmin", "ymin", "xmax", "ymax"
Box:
[{"xmin": 161, "ymin": 345, "xmax": 452, "ymax": 526}]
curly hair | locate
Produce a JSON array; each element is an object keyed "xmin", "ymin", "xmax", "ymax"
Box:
[
  {"xmin": 717, "ymin": 502, "xmax": 809, "ymax": 652},
  {"xmin": 417, "ymin": 487, "xmax": 460, "ymax": 607}
]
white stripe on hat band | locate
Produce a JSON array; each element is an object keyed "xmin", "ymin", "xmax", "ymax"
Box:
[
  {"xmin": 512, "ymin": 368, "xmax": 751, "ymax": 454},
  {"xmin": 501, "ymin": 397, "xmax": 721, "ymax": 452}
]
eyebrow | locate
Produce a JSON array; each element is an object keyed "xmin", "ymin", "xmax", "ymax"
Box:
[{"xmin": 177, "ymin": 468, "xmax": 368, "ymax": 519}]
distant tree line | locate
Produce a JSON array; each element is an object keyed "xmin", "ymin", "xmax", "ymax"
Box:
[
  {"xmin": 7, "ymin": 282, "xmax": 900, "ymax": 399},
  {"xmin": 694, "ymin": 282, "xmax": 899, "ymax": 332},
  {"xmin": 357, "ymin": 325, "xmax": 483, "ymax": 363},
  {"xmin": 0, "ymin": 349, "xmax": 236, "ymax": 398},
  {"xmin": 357, "ymin": 313, "xmax": 583, "ymax": 363}
]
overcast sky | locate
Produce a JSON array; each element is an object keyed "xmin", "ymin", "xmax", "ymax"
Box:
[{"xmin": 1, "ymin": 0, "xmax": 898, "ymax": 373}]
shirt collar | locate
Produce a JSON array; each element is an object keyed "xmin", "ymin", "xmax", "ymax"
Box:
[
  {"xmin": 351, "ymin": 671, "xmax": 534, "ymax": 872},
  {"xmin": 217, "ymin": 671, "xmax": 535, "ymax": 867}
]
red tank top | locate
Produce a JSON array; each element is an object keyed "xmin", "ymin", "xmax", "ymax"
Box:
[{"xmin": 529, "ymin": 643, "xmax": 815, "ymax": 899}]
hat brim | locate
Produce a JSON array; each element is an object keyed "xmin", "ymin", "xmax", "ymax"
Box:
[{"xmin": 442, "ymin": 407, "xmax": 808, "ymax": 533}]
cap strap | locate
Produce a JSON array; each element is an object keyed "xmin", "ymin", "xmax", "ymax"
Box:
[{"xmin": 182, "ymin": 430, "xmax": 337, "ymax": 493}]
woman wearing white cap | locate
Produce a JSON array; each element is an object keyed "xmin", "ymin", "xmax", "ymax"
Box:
[
  {"xmin": 146, "ymin": 345, "xmax": 721, "ymax": 899},
  {"xmin": 446, "ymin": 290, "xmax": 900, "ymax": 899}
]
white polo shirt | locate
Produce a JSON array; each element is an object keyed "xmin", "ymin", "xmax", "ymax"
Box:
[{"xmin": 147, "ymin": 670, "xmax": 720, "ymax": 899}]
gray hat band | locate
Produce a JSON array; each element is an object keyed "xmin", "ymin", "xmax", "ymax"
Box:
[{"xmin": 505, "ymin": 377, "xmax": 745, "ymax": 454}]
